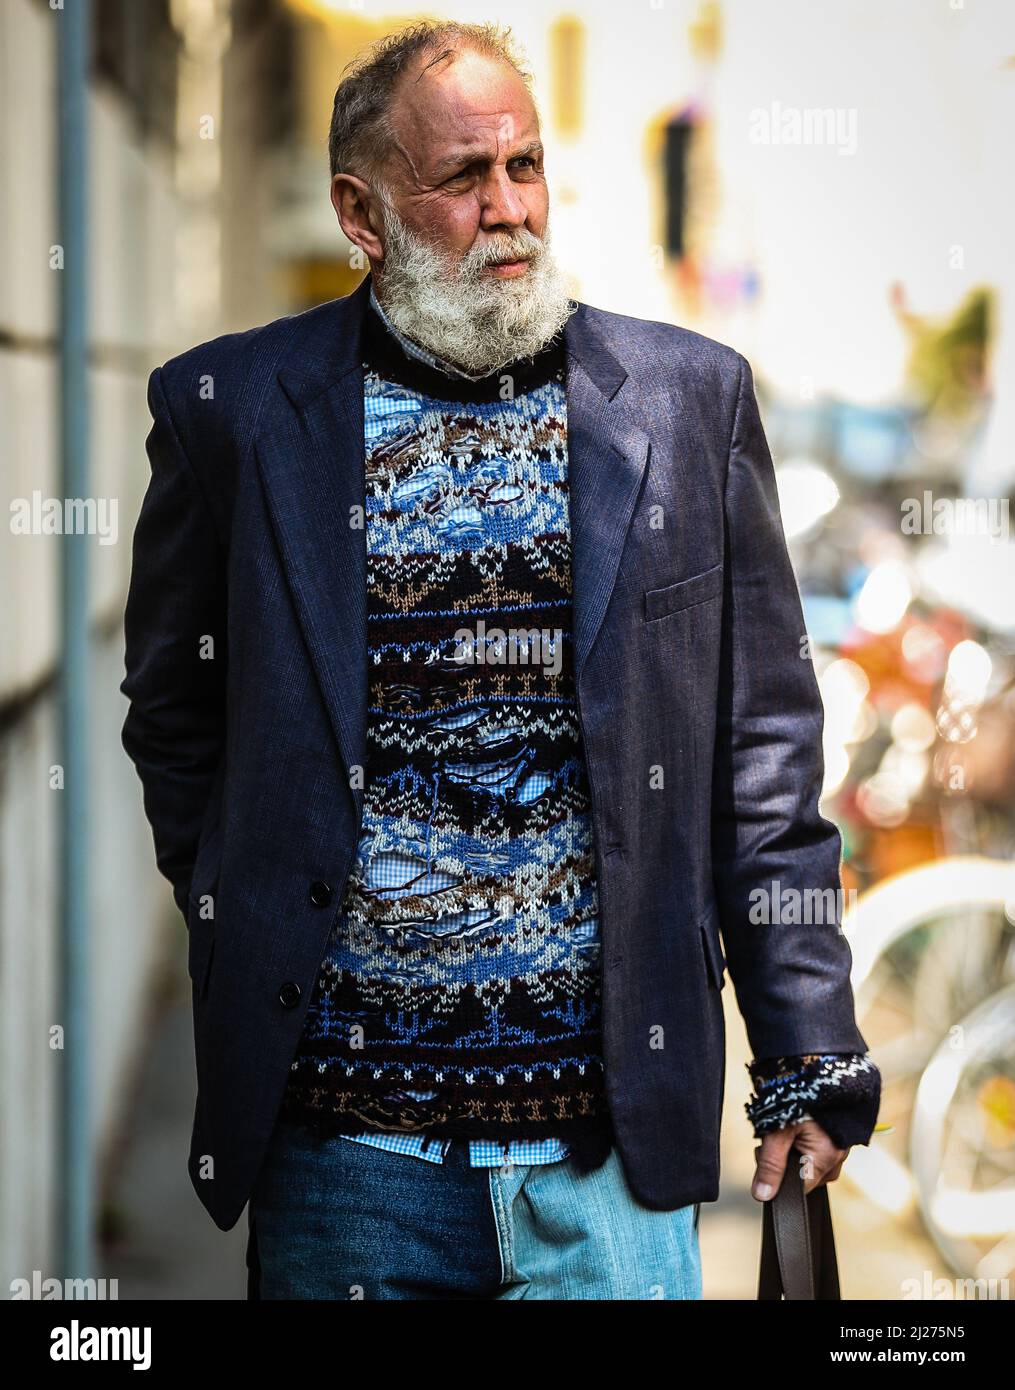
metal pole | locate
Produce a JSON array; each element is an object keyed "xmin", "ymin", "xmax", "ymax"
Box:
[{"xmin": 57, "ymin": 0, "xmax": 94, "ymax": 1283}]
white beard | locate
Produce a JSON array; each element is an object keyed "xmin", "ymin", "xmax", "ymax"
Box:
[{"xmin": 372, "ymin": 199, "xmax": 576, "ymax": 377}]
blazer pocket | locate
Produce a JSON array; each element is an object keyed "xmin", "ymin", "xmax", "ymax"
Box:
[
  {"xmin": 186, "ymin": 890, "xmax": 217, "ymax": 998},
  {"xmin": 644, "ymin": 562, "xmax": 723, "ymax": 621},
  {"xmin": 698, "ymin": 904, "xmax": 727, "ymax": 991}
]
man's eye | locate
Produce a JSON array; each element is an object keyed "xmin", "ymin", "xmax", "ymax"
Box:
[{"xmin": 443, "ymin": 157, "xmax": 538, "ymax": 184}]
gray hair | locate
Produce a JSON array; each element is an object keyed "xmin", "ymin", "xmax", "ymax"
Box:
[{"xmin": 328, "ymin": 20, "xmax": 535, "ymax": 190}]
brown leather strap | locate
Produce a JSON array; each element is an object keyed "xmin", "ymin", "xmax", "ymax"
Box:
[{"xmin": 758, "ymin": 1145, "xmax": 841, "ymax": 1300}]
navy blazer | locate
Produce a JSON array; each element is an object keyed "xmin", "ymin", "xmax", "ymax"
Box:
[{"xmin": 120, "ymin": 273, "xmax": 867, "ymax": 1232}]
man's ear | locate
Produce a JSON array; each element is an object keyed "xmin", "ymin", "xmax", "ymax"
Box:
[{"xmin": 332, "ymin": 173, "xmax": 384, "ymax": 263}]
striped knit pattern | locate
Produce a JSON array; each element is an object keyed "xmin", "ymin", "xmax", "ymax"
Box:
[
  {"xmin": 280, "ymin": 295, "xmax": 609, "ymax": 1147},
  {"xmin": 745, "ymin": 1053, "xmax": 882, "ymax": 1149}
]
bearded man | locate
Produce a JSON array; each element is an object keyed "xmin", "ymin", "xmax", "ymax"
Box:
[{"xmin": 119, "ymin": 19, "xmax": 880, "ymax": 1301}]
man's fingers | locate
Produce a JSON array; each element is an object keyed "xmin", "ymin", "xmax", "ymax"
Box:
[
  {"xmin": 752, "ymin": 1121, "xmax": 850, "ymax": 1200},
  {"xmin": 808, "ymin": 1153, "xmax": 847, "ymax": 1192},
  {"xmin": 793, "ymin": 1120, "xmax": 849, "ymax": 1192},
  {"xmin": 752, "ymin": 1128, "xmax": 798, "ymax": 1201}
]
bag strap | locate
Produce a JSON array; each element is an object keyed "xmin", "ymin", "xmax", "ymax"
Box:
[{"xmin": 757, "ymin": 1144, "xmax": 841, "ymax": 1300}]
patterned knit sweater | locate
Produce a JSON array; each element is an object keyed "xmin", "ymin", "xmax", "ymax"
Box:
[
  {"xmin": 279, "ymin": 285, "xmax": 882, "ymax": 1162},
  {"xmin": 279, "ymin": 290, "xmax": 612, "ymax": 1156}
]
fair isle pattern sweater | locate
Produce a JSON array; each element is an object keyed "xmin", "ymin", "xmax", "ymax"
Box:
[
  {"xmin": 300, "ymin": 288, "xmax": 571, "ymax": 1168},
  {"xmin": 279, "ymin": 283, "xmax": 883, "ymax": 1164},
  {"xmin": 279, "ymin": 288, "xmax": 612, "ymax": 1156}
]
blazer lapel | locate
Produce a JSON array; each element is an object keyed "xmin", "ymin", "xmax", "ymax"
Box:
[
  {"xmin": 254, "ymin": 277, "xmax": 371, "ymax": 813},
  {"xmin": 563, "ymin": 305, "xmax": 650, "ymax": 680},
  {"xmin": 254, "ymin": 277, "xmax": 650, "ymax": 804}
]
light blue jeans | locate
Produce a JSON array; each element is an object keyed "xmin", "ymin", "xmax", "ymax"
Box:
[{"xmin": 248, "ymin": 1118, "xmax": 702, "ymax": 1300}]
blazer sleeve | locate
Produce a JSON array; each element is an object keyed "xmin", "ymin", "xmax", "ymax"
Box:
[
  {"xmin": 710, "ymin": 353, "xmax": 868, "ymax": 1059},
  {"xmin": 119, "ymin": 365, "xmax": 228, "ymax": 921}
]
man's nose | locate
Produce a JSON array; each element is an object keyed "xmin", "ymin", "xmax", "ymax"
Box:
[{"xmin": 478, "ymin": 167, "xmax": 528, "ymax": 232}]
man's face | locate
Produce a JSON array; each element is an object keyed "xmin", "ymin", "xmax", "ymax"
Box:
[
  {"xmin": 352, "ymin": 47, "xmax": 574, "ymax": 376},
  {"xmin": 381, "ymin": 46, "xmax": 549, "ymax": 279}
]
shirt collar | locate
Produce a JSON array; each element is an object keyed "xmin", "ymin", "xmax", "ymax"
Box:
[{"xmin": 368, "ymin": 280, "xmax": 499, "ymax": 383}]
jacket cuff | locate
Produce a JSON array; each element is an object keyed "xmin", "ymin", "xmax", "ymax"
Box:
[{"xmin": 744, "ymin": 1052, "xmax": 882, "ymax": 1149}]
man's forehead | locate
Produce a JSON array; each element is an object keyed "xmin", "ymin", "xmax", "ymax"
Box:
[{"xmin": 390, "ymin": 51, "xmax": 538, "ymax": 167}]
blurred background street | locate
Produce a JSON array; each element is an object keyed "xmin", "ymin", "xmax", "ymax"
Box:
[{"xmin": 2, "ymin": 0, "xmax": 1013, "ymax": 1299}]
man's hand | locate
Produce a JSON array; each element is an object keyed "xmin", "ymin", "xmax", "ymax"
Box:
[{"xmin": 751, "ymin": 1118, "xmax": 847, "ymax": 1201}]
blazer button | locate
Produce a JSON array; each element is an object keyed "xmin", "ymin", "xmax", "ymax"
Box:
[
  {"xmin": 278, "ymin": 982, "xmax": 301, "ymax": 1009},
  {"xmin": 309, "ymin": 880, "xmax": 332, "ymax": 908}
]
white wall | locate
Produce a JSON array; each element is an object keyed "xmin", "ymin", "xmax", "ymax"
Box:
[{"xmin": 0, "ymin": 0, "xmax": 180, "ymax": 1290}]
